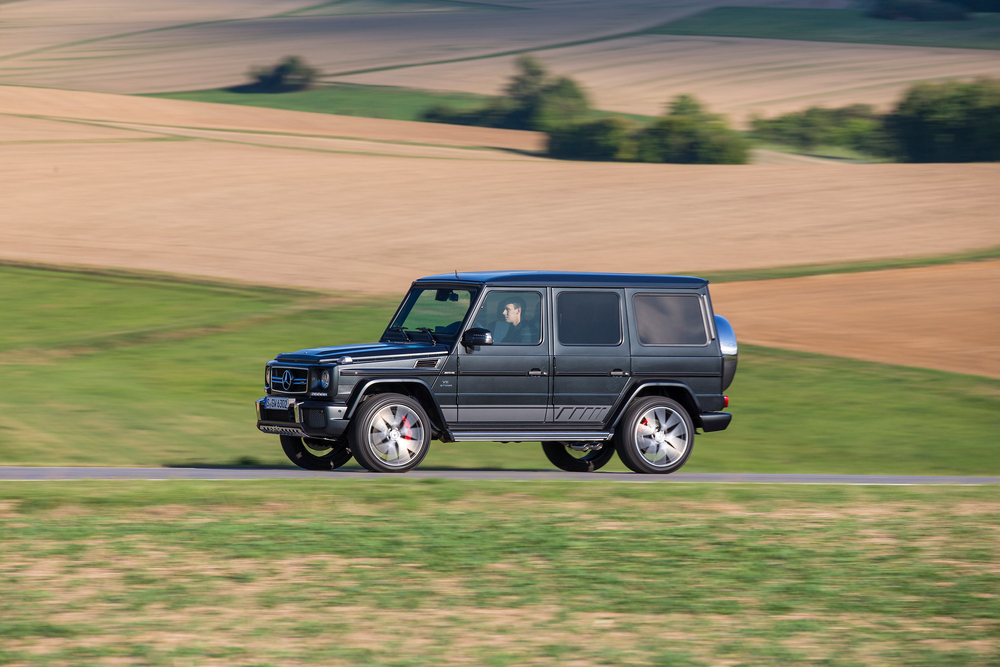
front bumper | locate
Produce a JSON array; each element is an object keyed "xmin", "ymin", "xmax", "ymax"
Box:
[{"xmin": 255, "ymin": 398, "xmax": 350, "ymax": 439}]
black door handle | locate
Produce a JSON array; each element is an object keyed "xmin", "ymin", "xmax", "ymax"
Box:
[
  {"xmin": 610, "ymin": 369, "xmax": 628, "ymax": 377},
  {"xmin": 528, "ymin": 369, "xmax": 546, "ymax": 376}
]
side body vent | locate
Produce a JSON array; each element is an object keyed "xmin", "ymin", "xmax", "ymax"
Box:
[{"xmin": 414, "ymin": 358, "xmax": 440, "ymax": 369}]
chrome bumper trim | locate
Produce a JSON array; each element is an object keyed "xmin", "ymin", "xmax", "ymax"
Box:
[{"xmin": 257, "ymin": 423, "xmax": 307, "ymax": 437}]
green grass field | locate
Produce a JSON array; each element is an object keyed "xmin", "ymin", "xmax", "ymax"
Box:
[
  {"xmin": 650, "ymin": 8, "xmax": 1000, "ymax": 50},
  {"xmin": 1, "ymin": 481, "xmax": 997, "ymax": 665},
  {"xmin": 146, "ymin": 84, "xmax": 655, "ymax": 127},
  {"xmin": 146, "ymin": 83, "xmax": 493, "ymax": 122},
  {"xmin": 1, "ymin": 262, "xmax": 997, "ymax": 473}
]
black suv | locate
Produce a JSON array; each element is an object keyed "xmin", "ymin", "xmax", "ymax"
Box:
[{"xmin": 256, "ymin": 272, "xmax": 737, "ymax": 474}]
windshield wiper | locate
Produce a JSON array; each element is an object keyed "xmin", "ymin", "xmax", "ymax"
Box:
[
  {"xmin": 416, "ymin": 327, "xmax": 438, "ymax": 345},
  {"xmin": 388, "ymin": 326, "xmax": 412, "ymax": 342}
]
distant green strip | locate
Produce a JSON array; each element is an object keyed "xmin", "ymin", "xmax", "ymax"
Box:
[
  {"xmin": 649, "ymin": 7, "xmax": 1000, "ymax": 51},
  {"xmin": 698, "ymin": 245, "xmax": 1000, "ymax": 284},
  {"xmin": 0, "ymin": 259, "xmax": 321, "ymax": 298}
]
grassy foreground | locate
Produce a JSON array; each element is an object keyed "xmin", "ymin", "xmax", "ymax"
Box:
[
  {"xmin": 0, "ymin": 263, "xmax": 997, "ymax": 473},
  {"xmin": 651, "ymin": 8, "xmax": 1000, "ymax": 50},
  {"xmin": 1, "ymin": 481, "xmax": 997, "ymax": 666}
]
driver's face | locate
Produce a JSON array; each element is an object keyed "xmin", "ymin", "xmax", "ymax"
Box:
[{"xmin": 502, "ymin": 303, "xmax": 521, "ymax": 323}]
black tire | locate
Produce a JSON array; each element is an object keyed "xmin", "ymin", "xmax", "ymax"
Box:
[
  {"xmin": 542, "ymin": 441, "xmax": 617, "ymax": 472},
  {"xmin": 279, "ymin": 435, "xmax": 353, "ymax": 471},
  {"xmin": 349, "ymin": 393, "xmax": 431, "ymax": 473},
  {"xmin": 615, "ymin": 396, "xmax": 694, "ymax": 474}
]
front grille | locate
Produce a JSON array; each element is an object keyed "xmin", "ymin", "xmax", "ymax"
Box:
[
  {"xmin": 269, "ymin": 366, "xmax": 308, "ymax": 394},
  {"xmin": 303, "ymin": 408, "xmax": 327, "ymax": 429}
]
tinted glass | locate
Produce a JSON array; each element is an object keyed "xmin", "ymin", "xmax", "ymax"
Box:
[
  {"xmin": 472, "ymin": 291, "xmax": 542, "ymax": 345},
  {"xmin": 633, "ymin": 294, "xmax": 707, "ymax": 345},
  {"xmin": 557, "ymin": 291, "xmax": 621, "ymax": 346}
]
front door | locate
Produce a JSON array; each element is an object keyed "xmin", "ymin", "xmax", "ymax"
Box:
[
  {"xmin": 456, "ymin": 289, "xmax": 550, "ymax": 424},
  {"xmin": 551, "ymin": 288, "xmax": 630, "ymax": 425}
]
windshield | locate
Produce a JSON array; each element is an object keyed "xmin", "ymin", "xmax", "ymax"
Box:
[{"xmin": 382, "ymin": 287, "xmax": 478, "ymax": 344}]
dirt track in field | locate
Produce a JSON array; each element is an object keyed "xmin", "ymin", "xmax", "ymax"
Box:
[{"xmin": 712, "ymin": 262, "xmax": 1000, "ymax": 379}]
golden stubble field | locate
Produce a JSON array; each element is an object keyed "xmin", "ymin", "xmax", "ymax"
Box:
[{"xmin": 2, "ymin": 86, "xmax": 999, "ymax": 376}]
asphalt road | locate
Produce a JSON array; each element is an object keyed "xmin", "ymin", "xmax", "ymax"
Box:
[{"xmin": 1, "ymin": 467, "xmax": 998, "ymax": 484}]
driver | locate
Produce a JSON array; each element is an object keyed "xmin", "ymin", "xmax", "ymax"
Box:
[{"xmin": 500, "ymin": 296, "xmax": 532, "ymax": 343}]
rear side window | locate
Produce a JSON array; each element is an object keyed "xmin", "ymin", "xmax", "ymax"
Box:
[
  {"xmin": 557, "ymin": 292, "xmax": 621, "ymax": 345},
  {"xmin": 633, "ymin": 294, "xmax": 708, "ymax": 346}
]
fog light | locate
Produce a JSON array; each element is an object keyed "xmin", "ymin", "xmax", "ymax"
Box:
[{"xmin": 321, "ymin": 370, "xmax": 331, "ymax": 389}]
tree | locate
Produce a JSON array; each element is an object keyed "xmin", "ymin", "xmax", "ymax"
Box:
[
  {"xmin": 247, "ymin": 56, "xmax": 319, "ymax": 93},
  {"xmin": 887, "ymin": 79, "xmax": 1000, "ymax": 162},
  {"xmin": 635, "ymin": 95, "xmax": 748, "ymax": 164}
]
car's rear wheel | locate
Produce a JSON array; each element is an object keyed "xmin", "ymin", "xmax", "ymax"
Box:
[
  {"xmin": 541, "ymin": 441, "xmax": 616, "ymax": 472},
  {"xmin": 280, "ymin": 435, "xmax": 352, "ymax": 470},
  {"xmin": 349, "ymin": 393, "xmax": 431, "ymax": 473},
  {"xmin": 615, "ymin": 397, "xmax": 694, "ymax": 474}
]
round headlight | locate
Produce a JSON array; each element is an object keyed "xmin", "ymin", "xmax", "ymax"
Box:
[
  {"xmin": 264, "ymin": 366, "xmax": 270, "ymax": 389},
  {"xmin": 320, "ymin": 370, "xmax": 331, "ymax": 389}
]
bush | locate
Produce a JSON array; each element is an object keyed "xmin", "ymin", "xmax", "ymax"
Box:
[
  {"xmin": 245, "ymin": 56, "xmax": 319, "ymax": 93},
  {"xmin": 634, "ymin": 95, "xmax": 748, "ymax": 164},
  {"xmin": 751, "ymin": 104, "xmax": 893, "ymax": 156},
  {"xmin": 887, "ymin": 79, "xmax": 1000, "ymax": 162},
  {"xmin": 546, "ymin": 94, "xmax": 747, "ymax": 165},
  {"xmin": 420, "ymin": 55, "xmax": 590, "ymax": 131},
  {"xmin": 546, "ymin": 118, "xmax": 637, "ymax": 161},
  {"xmin": 869, "ymin": 0, "xmax": 967, "ymax": 20}
]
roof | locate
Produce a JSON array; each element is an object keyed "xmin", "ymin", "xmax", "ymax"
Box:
[{"xmin": 414, "ymin": 271, "xmax": 708, "ymax": 289}]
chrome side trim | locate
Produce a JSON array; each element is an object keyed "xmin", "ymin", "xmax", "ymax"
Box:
[{"xmin": 450, "ymin": 430, "xmax": 613, "ymax": 442}]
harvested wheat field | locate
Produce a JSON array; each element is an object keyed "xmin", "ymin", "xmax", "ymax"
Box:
[
  {"xmin": 0, "ymin": 0, "xmax": 711, "ymax": 94},
  {"xmin": 712, "ymin": 262, "xmax": 1000, "ymax": 378},
  {"xmin": 3, "ymin": 87, "xmax": 999, "ymax": 374},
  {"xmin": 3, "ymin": 86, "xmax": 999, "ymax": 297},
  {"xmin": 3, "ymin": 0, "xmax": 998, "ymax": 123}
]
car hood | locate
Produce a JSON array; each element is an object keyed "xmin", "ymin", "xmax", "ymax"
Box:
[{"xmin": 273, "ymin": 341, "xmax": 449, "ymax": 363}]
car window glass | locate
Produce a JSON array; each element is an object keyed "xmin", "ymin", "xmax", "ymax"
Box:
[
  {"xmin": 557, "ymin": 291, "xmax": 621, "ymax": 346},
  {"xmin": 633, "ymin": 294, "xmax": 708, "ymax": 345},
  {"xmin": 388, "ymin": 288, "xmax": 477, "ymax": 340},
  {"xmin": 472, "ymin": 291, "xmax": 542, "ymax": 345}
]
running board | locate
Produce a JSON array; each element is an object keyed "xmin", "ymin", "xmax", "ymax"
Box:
[{"xmin": 449, "ymin": 430, "xmax": 613, "ymax": 442}]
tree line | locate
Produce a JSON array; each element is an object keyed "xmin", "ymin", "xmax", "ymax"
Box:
[
  {"xmin": 241, "ymin": 55, "xmax": 1000, "ymax": 163},
  {"xmin": 424, "ymin": 56, "xmax": 1000, "ymax": 164}
]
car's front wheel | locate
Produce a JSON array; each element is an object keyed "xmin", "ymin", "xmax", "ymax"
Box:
[
  {"xmin": 280, "ymin": 435, "xmax": 352, "ymax": 470},
  {"xmin": 542, "ymin": 441, "xmax": 616, "ymax": 472},
  {"xmin": 615, "ymin": 397, "xmax": 694, "ymax": 474},
  {"xmin": 349, "ymin": 393, "xmax": 431, "ymax": 473}
]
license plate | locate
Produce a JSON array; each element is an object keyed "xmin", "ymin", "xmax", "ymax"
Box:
[{"xmin": 266, "ymin": 397, "xmax": 291, "ymax": 410}]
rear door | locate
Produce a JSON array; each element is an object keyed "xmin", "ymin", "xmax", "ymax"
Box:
[{"xmin": 551, "ymin": 288, "xmax": 630, "ymax": 425}]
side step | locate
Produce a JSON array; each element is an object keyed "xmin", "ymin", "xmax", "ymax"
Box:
[{"xmin": 449, "ymin": 430, "xmax": 613, "ymax": 443}]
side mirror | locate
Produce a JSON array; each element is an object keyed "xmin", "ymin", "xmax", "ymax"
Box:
[{"xmin": 462, "ymin": 327, "xmax": 493, "ymax": 347}]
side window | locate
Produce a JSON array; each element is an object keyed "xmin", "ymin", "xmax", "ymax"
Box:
[
  {"xmin": 472, "ymin": 291, "xmax": 542, "ymax": 345},
  {"xmin": 557, "ymin": 291, "xmax": 621, "ymax": 346},
  {"xmin": 633, "ymin": 294, "xmax": 708, "ymax": 346}
]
